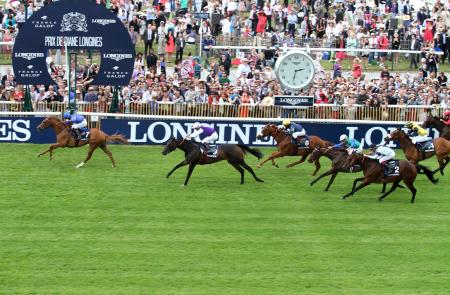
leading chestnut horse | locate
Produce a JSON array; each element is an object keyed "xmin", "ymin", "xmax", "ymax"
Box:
[
  {"xmin": 37, "ymin": 116, "xmax": 128, "ymax": 168},
  {"xmin": 256, "ymin": 123, "xmax": 333, "ymax": 175},
  {"xmin": 384, "ymin": 128, "xmax": 450, "ymax": 175},
  {"xmin": 422, "ymin": 116, "xmax": 450, "ymax": 140}
]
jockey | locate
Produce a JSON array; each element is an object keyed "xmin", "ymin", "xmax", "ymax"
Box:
[
  {"xmin": 442, "ymin": 110, "xmax": 450, "ymax": 125},
  {"xmin": 63, "ymin": 108, "xmax": 87, "ymax": 140},
  {"xmin": 187, "ymin": 122, "xmax": 219, "ymax": 151},
  {"xmin": 365, "ymin": 143, "xmax": 395, "ymax": 166},
  {"xmin": 279, "ymin": 119, "xmax": 306, "ymax": 144},
  {"xmin": 330, "ymin": 134, "xmax": 362, "ymax": 153},
  {"xmin": 404, "ymin": 121, "xmax": 429, "ymax": 148}
]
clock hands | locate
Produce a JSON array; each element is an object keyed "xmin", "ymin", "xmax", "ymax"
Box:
[{"xmin": 292, "ymin": 68, "xmax": 304, "ymax": 83}]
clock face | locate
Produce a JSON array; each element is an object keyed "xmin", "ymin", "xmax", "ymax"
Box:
[{"xmin": 275, "ymin": 51, "xmax": 316, "ymax": 90}]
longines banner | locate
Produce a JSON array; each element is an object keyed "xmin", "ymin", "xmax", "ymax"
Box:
[
  {"xmin": 0, "ymin": 117, "xmax": 439, "ymax": 146},
  {"xmin": 12, "ymin": 0, "xmax": 135, "ymax": 86},
  {"xmin": 274, "ymin": 96, "xmax": 314, "ymax": 107}
]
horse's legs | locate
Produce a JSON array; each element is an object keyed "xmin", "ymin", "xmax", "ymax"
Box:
[
  {"xmin": 76, "ymin": 145, "xmax": 97, "ymax": 168},
  {"xmin": 184, "ymin": 163, "xmax": 197, "ymax": 186},
  {"xmin": 342, "ymin": 180, "xmax": 371, "ymax": 200},
  {"xmin": 286, "ymin": 153, "xmax": 309, "ymax": 168},
  {"xmin": 403, "ymin": 180, "xmax": 417, "ymax": 203},
  {"xmin": 351, "ymin": 177, "xmax": 365, "ymax": 192},
  {"xmin": 310, "ymin": 169, "xmax": 336, "ymax": 187},
  {"xmin": 257, "ymin": 151, "xmax": 283, "ymax": 168},
  {"xmin": 167, "ymin": 159, "xmax": 188, "ymax": 179},
  {"xmin": 229, "ymin": 161, "xmax": 245, "ymax": 184},
  {"xmin": 100, "ymin": 144, "xmax": 116, "ymax": 167},
  {"xmin": 38, "ymin": 143, "xmax": 62, "ymax": 160},
  {"xmin": 311, "ymin": 160, "xmax": 321, "ymax": 176},
  {"xmin": 378, "ymin": 180, "xmax": 401, "ymax": 201},
  {"xmin": 271, "ymin": 158, "xmax": 279, "ymax": 168},
  {"xmin": 435, "ymin": 156, "xmax": 449, "ymax": 175},
  {"xmin": 325, "ymin": 172, "xmax": 339, "ymax": 192},
  {"xmin": 381, "ymin": 183, "xmax": 387, "ymax": 193},
  {"xmin": 239, "ymin": 161, "xmax": 264, "ymax": 182}
]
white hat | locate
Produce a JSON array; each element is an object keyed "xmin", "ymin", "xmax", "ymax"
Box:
[
  {"xmin": 192, "ymin": 122, "xmax": 201, "ymax": 129},
  {"xmin": 339, "ymin": 134, "xmax": 348, "ymax": 141}
]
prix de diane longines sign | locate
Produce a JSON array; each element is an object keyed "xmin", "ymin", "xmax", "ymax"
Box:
[{"xmin": 12, "ymin": 0, "xmax": 135, "ymax": 86}]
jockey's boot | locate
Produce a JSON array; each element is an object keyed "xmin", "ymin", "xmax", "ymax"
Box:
[
  {"xmin": 73, "ymin": 129, "xmax": 82, "ymax": 141},
  {"xmin": 415, "ymin": 143, "xmax": 423, "ymax": 152},
  {"xmin": 201, "ymin": 143, "xmax": 209, "ymax": 154},
  {"xmin": 380, "ymin": 161, "xmax": 388, "ymax": 177}
]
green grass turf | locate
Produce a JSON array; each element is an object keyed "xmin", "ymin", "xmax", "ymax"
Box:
[{"xmin": 0, "ymin": 143, "xmax": 449, "ymax": 294}]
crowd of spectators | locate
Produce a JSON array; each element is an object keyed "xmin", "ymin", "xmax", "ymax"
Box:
[{"xmin": 0, "ymin": 0, "xmax": 449, "ymax": 115}]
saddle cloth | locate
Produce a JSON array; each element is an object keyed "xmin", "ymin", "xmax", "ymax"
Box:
[
  {"xmin": 200, "ymin": 145, "xmax": 219, "ymax": 158},
  {"xmin": 416, "ymin": 140, "xmax": 434, "ymax": 152},
  {"xmin": 291, "ymin": 136, "xmax": 310, "ymax": 148},
  {"xmin": 71, "ymin": 128, "xmax": 90, "ymax": 141},
  {"xmin": 385, "ymin": 160, "xmax": 400, "ymax": 177}
]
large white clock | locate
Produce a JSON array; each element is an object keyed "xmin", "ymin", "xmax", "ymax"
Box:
[{"xmin": 274, "ymin": 50, "xmax": 316, "ymax": 90}]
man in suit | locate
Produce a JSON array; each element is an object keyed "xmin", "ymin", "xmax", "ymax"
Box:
[
  {"xmin": 437, "ymin": 29, "xmax": 450, "ymax": 64},
  {"xmin": 409, "ymin": 34, "xmax": 421, "ymax": 69},
  {"xmin": 143, "ymin": 24, "xmax": 155, "ymax": 57},
  {"xmin": 175, "ymin": 33, "xmax": 185, "ymax": 64}
]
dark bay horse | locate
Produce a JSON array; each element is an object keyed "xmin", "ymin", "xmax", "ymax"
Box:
[
  {"xmin": 342, "ymin": 152, "xmax": 438, "ymax": 203},
  {"xmin": 256, "ymin": 123, "xmax": 333, "ymax": 175},
  {"xmin": 162, "ymin": 137, "xmax": 264, "ymax": 185},
  {"xmin": 308, "ymin": 147, "xmax": 363, "ymax": 191},
  {"xmin": 422, "ymin": 116, "xmax": 450, "ymax": 140},
  {"xmin": 385, "ymin": 128, "xmax": 450, "ymax": 175},
  {"xmin": 37, "ymin": 117, "xmax": 128, "ymax": 168}
]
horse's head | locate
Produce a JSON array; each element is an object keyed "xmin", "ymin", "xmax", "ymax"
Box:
[
  {"xmin": 384, "ymin": 127, "xmax": 403, "ymax": 142},
  {"xmin": 37, "ymin": 117, "xmax": 59, "ymax": 131},
  {"xmin": 308, "ymin": 145, "xmax": 323, "ymax": 163},
  {"xmin": 422, "ymin": 116, "xmax": 441, "ymax": 129},
  {"xmin": 162, "ymin": 136, "xmax": 180, "ymax": 155},
  {"xmin": 256, "ymin": 124, "xmax": 278, "ymax": 140}
]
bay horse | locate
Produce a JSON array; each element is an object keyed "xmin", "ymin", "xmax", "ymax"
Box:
[
  {"xmin": 422, "ymin": 116, "xmax": 450, "ymax": 140},
  {"xmin": 255, "ymin": 123, "xmax": 333, "ymax": 175},
  {"xmin": 308, "ymin": 147, "xmax": 364, "ymax": 191},
  {"xmin": 37, "ymin": 116, "xmax": 128, "ymax": 168},
  {"xmin": 342, "ymin": 152, "xmax": 438, "ymax": 203},
  {"xmin": 162, "ymin": 137, "xmax": 264, "ymax": 185},
  {"xmin": 384, "ymin": 128, "xmax": 450, "ymax": 175}
]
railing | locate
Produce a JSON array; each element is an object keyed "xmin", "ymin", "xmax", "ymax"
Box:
[{"xmin": 0, "ymin": 101, "xmax": 445, "ymax": 122}]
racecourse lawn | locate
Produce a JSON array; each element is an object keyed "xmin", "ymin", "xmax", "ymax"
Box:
[{"xmin": 0, "ymin": 143, "xmax": 449, "ymax": 295}]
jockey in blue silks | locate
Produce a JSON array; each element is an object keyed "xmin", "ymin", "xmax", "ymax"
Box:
[
  {"xmin": 63, "ymin": 109, "xmax": 88, "ymax": 140},
  {"xmin": 330, "ymin": 134, "xmax": 363, "ymax": 154}
]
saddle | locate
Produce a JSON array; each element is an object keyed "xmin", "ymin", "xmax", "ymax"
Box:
[
  {"xmin": 291, "ymin": 136, "xmax": 310, "ymax": 148},
  {"xmin": 384, "ymin": 160, "xmax": 400, "ymax": 177},
  {"xmin": 70, "ymin": 128, "xmax": 90, "ymax": 142},
  {"xmin": 200, "ymin": 145, "xmax": 219, "ymax": 158},
  {"xmin": 415, "ymin": 140, "xmax": 434, "ymax": 153}
]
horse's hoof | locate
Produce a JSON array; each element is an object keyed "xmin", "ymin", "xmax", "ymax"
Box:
[
  {"xmin": 275, "ymin": 164, "xmax": 279, "ymax": 168},
  {"xmin": 342, "ymin": 196, "xmax": 347, "ymax": 200},
  {"xmin": 378, "ymin": 197, "xmax": 383, "ymax": 202},
  {"xmin": 310, "ymin": 182, "xmax": 314, "ymax": 186},
  {"xmin": 257, "ymin": 165, "xmax": 261, "ymax": 169},
  {"xmin": 257, "ymin": 179, "xmax": 264, "ymax": 182}
]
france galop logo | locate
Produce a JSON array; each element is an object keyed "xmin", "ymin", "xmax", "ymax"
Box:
[{"xmin": 60, "ymin": 12, "xmax": 88, "ymax": 32}]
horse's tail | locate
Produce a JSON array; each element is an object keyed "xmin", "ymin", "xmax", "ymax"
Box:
[
  {"xmin": 106, "ymin": 133, "xmax": 129, "ymax": 144},
  {"xmin": 237, "ymin": 144, "xmax": 264, "ymax": 159},
  {"xmin": 416, "ymin": 164, "xmax": 439, "ymax": 184}
]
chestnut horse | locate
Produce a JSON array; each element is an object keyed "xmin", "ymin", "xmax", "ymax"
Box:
[
  {"xmin": 162, "ymin": 137, "xmax": 264, "ymax": 186},
  {"xmin": 37, "ymin": 117, "xmax": 128, "ymax": 168},
  {"xmin": 422, "ymin": 116, "xmax": 450, "ymax": 140},
  {"xmin": 384, "ymin": 128, "xmax": 450, "ymax": 175},
  {"xmin": 256, "ymin": 123, "xmax": 332, "ymax": 174},
  {"xmin": 342, "ymin": 152, "xmax": 438, "ymax": 203}
]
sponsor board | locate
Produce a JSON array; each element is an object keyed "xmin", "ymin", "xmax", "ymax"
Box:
[{"xmin": 1, "ymin": 117, "xmax": 439, "ymax": 146}]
